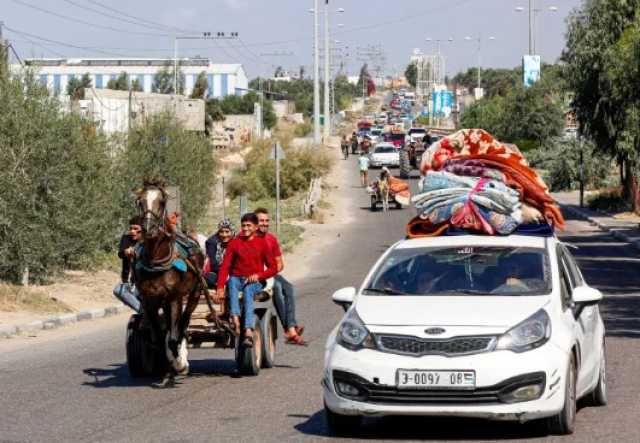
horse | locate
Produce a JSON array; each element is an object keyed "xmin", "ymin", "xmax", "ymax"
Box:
[{"xmin": 134, "ymin": 180, "xmax": 204, "ymax": 377}]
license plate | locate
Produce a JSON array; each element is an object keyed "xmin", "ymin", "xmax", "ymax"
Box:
[{"xmin": 397, "ymin": 370, "xmax": 476, "ymax": 389}]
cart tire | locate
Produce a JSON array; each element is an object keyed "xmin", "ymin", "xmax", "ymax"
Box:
[
  {"xmin": 370, "ymin": 195, "xmax": 377, "ymax": 211},
  {"xmin": 399, "ymin": 150, "xmax": 410, "ymax": 179},
  {"xmin": 260, "ymin": 312, "xmax": 277, "ymax": 369},
  {"xmin": 236, "ymin": 316, "xmax": 263, "ymax": 376},
  {"xmin": 126, "ymin": 315, "xmax": 155, "ymax": 378}
]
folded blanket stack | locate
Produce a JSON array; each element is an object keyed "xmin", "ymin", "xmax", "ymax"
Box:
[{"xmin": 408, "ymin": 129, "xmax": 564, "ymax": 237}]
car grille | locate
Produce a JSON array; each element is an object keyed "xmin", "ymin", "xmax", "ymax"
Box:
[
  {"xmin": 332, "ymin": 370, "xmax": 546, "ymax": 405},
  {"xmin": 375, "ymin": 334, "xmax": 496, "ymax": 357}
]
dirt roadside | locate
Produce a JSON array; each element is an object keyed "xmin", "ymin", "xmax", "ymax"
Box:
[{"xmin": 0, "ymin": 139, "xmax": 354, "ymax": 335}]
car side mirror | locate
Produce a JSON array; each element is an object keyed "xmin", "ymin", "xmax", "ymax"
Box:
[
  {"xmin": 572, "ymin": 286, "xmax": 603, "ymax": 318},
  {"xmin": 332, "ymin": 287, "xmax": 356, "ymax": 312}
]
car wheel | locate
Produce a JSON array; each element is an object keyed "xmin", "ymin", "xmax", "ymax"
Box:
[
  {"xmin": 588, "ymin": 339, "xmax": 608, "ymax": 406},
  {"xmin": 546, "ymin": 354, "xmax": 577, "ymax": 435},
  {"xmin": 324, "ymin": 402, "xmax": 361, "ymax": 436}
]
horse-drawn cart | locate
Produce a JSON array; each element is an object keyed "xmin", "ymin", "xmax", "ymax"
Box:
[{"xmin": 125, "ymin": 282, "xmax": 278, "ymax": 377}]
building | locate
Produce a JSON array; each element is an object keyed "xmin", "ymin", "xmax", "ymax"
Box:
[
  {"xmin": 65, "ymin": 88, "xmax": 205, "ymax": 134},
  {"xmin": 21, "ymin": 57, "xmax": 248, "ymax": 98}
]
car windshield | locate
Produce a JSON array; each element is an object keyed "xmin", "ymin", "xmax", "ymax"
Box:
[
  {"xmin": 374, "ymin": 146, "xmax": 396, "ymax": 153},
  {"xmin": 371, "ymin": 130, "xmax": 382, "ymax": 136},
  {"xmin": 364, "ymin": 246, "xmax": 551, "ymax": 296},
  {"xmin": 389, "ymin": 133, "xmax": 405, "ymax": 141}
]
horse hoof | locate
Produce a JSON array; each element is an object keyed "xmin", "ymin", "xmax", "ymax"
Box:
[{"xmin": 177, "ymin": 363, "xmax": 189, "ymax": 376}]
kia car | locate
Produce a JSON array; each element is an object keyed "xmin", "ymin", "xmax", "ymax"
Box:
[{"xmin": 323, "ymin": 233, "xmax": 606, "ymax": 436}]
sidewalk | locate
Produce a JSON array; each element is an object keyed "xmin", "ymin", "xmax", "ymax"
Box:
[{"xmin": 554, "ymin": 191, "xmax": 640, "ymax": 251}]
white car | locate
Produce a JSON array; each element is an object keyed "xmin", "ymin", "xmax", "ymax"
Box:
[
  {"xmin": 368, "ymin": 143, "xmax": 400, "ymax": 168},
  {"xmin": 323, "ymin": 233, "xmax": 606, "ymax": 436}
]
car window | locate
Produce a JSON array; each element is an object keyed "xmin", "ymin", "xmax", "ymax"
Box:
[
  {"xmin": 559, "ymin": 264, "xmax": 573, "ymax": 311},
  {"xmin": 560, "ymin": 245, "xmax": 584, "ymax": 286},
  {"xmin": 374, "ymin": 146, "xmax": 396, "ymax": 153},
  {"xmin": 364, "ymin": 246, "xmax": 551, "ymax": 296}
]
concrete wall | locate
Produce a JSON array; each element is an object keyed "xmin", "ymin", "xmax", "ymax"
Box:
[{"xmin": 75, "ymin": 88, "xmax": 205, "ymax": 133}]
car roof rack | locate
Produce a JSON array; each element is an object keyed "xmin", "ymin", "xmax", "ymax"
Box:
[{"xmin": 406, "ymin": 222, "xmax": 555, "ymax": 239}]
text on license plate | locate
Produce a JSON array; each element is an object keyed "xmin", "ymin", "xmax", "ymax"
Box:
[{"xmin": 397, "ymin": 370, "xmax": 475, "ymax": 389}]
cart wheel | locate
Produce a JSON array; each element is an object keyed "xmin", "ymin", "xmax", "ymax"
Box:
[
  {"xmin": 126, "ymin": 315, "xmax": 155, "ymax": 378},
  {"xmin": 370, "ymin": 195, "xmax": 377, "ymax": 211},
  {"xmin": 260, "ymin": 312, "xmax": 277, "ymax": 369},
  {"xmin": 236, "ymin": 316, "xmax": 263, "ymax": 376}
]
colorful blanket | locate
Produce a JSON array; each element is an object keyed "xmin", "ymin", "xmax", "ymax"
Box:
[{"xmin": 418, "ymin": 129, "xmax": 564, "ymax": 229}]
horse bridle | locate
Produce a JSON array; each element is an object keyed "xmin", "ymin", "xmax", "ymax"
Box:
[{"xmin": 138, "ymin": 186, "xmax": 168, "ymax": 233}]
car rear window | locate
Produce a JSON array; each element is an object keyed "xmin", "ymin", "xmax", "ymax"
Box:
[
  {"xmin": 374, "ymin": 146, "xmax": 396, "ymax": 153},
  {"xmin": 364, "ymin": 246, "xmax": 551, "ymax": 296}
]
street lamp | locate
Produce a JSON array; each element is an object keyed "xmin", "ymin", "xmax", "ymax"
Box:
[
  {"xmin": 311, "ymin": 2, "xmax": 320, "ymax": 143},
  {"xmin": 515, "ymin": 1, "xmax": 558, "ymax": 54},
  {"xmin": 464, "ymin": 35, "xmax": 495, "ymax": 98}
]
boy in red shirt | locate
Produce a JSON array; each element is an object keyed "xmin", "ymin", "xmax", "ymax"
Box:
[{"xmin": 216, "ymin": 212, "xmax": 277, "ymax": 347}]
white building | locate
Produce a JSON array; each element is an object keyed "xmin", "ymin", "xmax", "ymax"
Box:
[{"xmin": 21, "ymin": 57, "xmax": 248, "ymax": 98}]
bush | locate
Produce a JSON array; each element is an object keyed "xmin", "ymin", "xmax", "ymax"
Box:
[
  {"xmin": 588, "ymin": 187, "xmax": 632, "ymax": 212},
  {"xmin": 527, "ymin": 138, "xmax": 612, "ymax": 192},
  {"xmin": 227, "ymin": 142, "xmax": 332, "ymax": 200},
  {"xmin": 0, "ymin": 72, "xmax": 123, "ymax": 283},
  {"xmin": 123, "ymin": 112, "xmax": 217, "ymax": 229},
  {"xmin": 294, "ymin": 121, "xmax": 312, "ymax": 137}
]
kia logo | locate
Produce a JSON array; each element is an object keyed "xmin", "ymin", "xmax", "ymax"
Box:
[{"xmin": 424, "ymin": 327, "xmax": 446, "ymax": 335}]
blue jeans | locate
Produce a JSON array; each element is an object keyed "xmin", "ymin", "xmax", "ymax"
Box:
[
  {"xmin": 272, "ymin": 275, "xmax": 297, "ymax": 329},
  {"xmin": 227, "ymin": 276, "xmax": 262, "ymax": 329}
]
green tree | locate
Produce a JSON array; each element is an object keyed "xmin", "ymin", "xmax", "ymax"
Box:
[
  {"xmin": 405, "ymin": 63, "xmax": 417, "ymax": 88},
  {"xmin": 131, "ymin": 78, "xmax": 143, "ymax": 92},
  {"xmin": 0, "ymin": 71, "xmax": 123, "ymax": 283},
  {"xmin": 356, "ymin": 64, "xmax": 370, "ymax": 96},
  {"xmin": 152, "ymin": 62, "xmax": 184, "ymax": 94},
  {"xmin": 106, "ymin": 72, "xmax": 129, "ymax": 91},
  {"xmin": 66, "ymin": 72, "xmax": 92, "ymax": 100},
  {"xmin": 274, "ymin": 66, "xmax": 285, "ymax": 78},
  {"xmin": 123, "ymin": 112, "xmax": 216, "ymax": 227},
  {"xmin": 190, "ymin": 71, "xmax": 208, "ymax": 99},
  {"xmin": 563, "ymin": 0, "xmax": 640, "ymax": 200}
]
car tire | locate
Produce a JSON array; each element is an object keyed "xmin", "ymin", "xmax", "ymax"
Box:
[
  {"xmin": 324, "ymin": 402, "xmax": 361, "ymax": 436},
  {"xmin": 588, "ymin": 339, "xmax": 608, "ymax": 406},
  {"xmin": 399, "ymin": 150, "xmax": 410, "ymax": 179},
  {"xmin": 546, "ymin": 354, "xmax": 577, "ymax": 435}
]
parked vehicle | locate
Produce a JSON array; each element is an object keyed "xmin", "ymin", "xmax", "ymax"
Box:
[
  {"xmin": 368, "ymin": 143, "xmax": 400, "ymax": 168},
  {"xmin": 323, "ymin": 232, "xmax": 606, "ymax": 436},
  {"xmin": 385, "ymin": 129, "xmax": 406, "ymax": 149}
]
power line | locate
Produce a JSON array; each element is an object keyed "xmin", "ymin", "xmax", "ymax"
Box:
[
  {"xmin": 10, "ymin": 0, "xmax": 171, "ymax": 37},
  {"xmin": 4, "ymin": 25, "xmax": 129, "ymax": 57},
  {"xmin": 86, "ymin": 0, "xmax": 194, "ymax": 34},
  {"xmin": 60, "ymin": 0, "xmax": 178, "ymax": 33}
]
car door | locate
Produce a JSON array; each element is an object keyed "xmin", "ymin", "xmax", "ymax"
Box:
[
  {"xmin": 561, "ymin": 245, "xmax": 600, "ymax": 384},
  {"xmin": 557, "ymin": 246, "xmax": 597, "ymax": 391}
]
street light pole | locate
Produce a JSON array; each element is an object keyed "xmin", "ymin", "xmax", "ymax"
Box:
[
  {"xmin": 323, "ymin": 0, "xmax": 331, "ymax": 142},
  {"xmin": 313, "ymin": 0, "xmax": 321, "ymax": 144}
]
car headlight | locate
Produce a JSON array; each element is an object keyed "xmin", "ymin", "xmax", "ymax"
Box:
[
  {"xmin": 496, "ymin": 309, "xmax": 551, "ymax": 353},
  {"xmin": 337, "ymin": 310, "xmax": 376, "ymax": 351}
]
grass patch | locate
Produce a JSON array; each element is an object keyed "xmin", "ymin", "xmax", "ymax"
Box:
[
  {"xmin": 0, "ymin": 284, "xmax": 73, "ymax": 314},
  {"xmin": 279, "ymin": 223, "xmax": 305, "ymax": 253},
  {"xmin": 588, "ymin": 187, "xmax": 632, "ymax": 213}
]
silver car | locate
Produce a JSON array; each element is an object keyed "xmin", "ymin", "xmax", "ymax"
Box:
[{"xmin": 368, "ymin": 143, "xmax": 400, "ymax": 168}]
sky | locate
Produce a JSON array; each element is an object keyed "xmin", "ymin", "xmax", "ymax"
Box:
[{"xmin": 3, "ymin": 0, "xmax": 583, "ymax": 79}]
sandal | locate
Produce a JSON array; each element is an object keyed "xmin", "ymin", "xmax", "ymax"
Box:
[
  {"xmin": 242, "ymin": 334, "xmax": 254, "ymax": 348},
  {"xmin": 295, "ymin": 325, "xmax": 305, "ymax": 336},
  {"xmin": 286, "ymin": 334, "xmax": 307, "ymax": 346}
]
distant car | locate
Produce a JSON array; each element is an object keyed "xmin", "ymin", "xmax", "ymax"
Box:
[
  {"xmin": 370, "ymin": 129, "xmax": 383, "ymax": 144},
  {"xmin": 407, "ymin": 127, "xmax": 427, "ymax": 144},
  {"xmin": 368, "ymin": 143, "xmax": 400, "ymax": 168},
  {"xmin": 323, "ymin": 233, "xmax": 607, "ymax": 436}
]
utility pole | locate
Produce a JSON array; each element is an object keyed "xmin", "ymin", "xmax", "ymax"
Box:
[
  {"xmin": 313, "ymin": 0, "xmax": 321, "ymax": 144},
  {"xmin": 529, "ymin": 0, "xmax": 534, "ymax": 55},
  {"xmin": 0, "ymin": 21, "xmax": 7, "ymax": 77},
  {"xmin": 323, "ymin": 0, "xmax": 331, "ymax": 142}
]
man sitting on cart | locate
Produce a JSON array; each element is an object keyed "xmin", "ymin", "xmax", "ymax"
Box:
[
  {"xmin": 204, "ymin": 218, "xmax": 236, "ymax": 288},
  {"xmin": 215, "ymin": 212, "xmax": 278, "ymax": 347}
]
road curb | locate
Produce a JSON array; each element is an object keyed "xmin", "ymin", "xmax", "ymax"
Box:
[
  {"xmin": 1, "ymin": 303, "xmax": 128, "ymax": 339},
  {"xmin": 561, "ymin": 204, "xmax": 640, "ymax": 252}
]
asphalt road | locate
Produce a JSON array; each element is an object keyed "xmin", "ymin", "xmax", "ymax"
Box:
[{"xmin": 1, "ymin": 160, "xmax": 639, "ymax": 443}]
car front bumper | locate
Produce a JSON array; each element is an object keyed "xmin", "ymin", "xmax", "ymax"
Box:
[{"xmin": 323, "ymin": 342, "xmax": 568, "ymax": 422}]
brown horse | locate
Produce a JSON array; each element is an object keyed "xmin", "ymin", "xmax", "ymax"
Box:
[{"xmin": 134, "ymin": 181, "xmax": 203, "ymax": 376}]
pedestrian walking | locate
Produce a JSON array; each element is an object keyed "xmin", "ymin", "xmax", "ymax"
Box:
[
  {"xmin": 341, "ymin": 135, "xmax": 349, "ymax": 160},
  {"xmin": 358, "ymin": 152, "xmax": 370, "ymax": 187}
]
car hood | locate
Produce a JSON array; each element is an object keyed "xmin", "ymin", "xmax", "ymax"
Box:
[{"xmin": 355, "ymin": 295, "xmax": 549, "ymax": 327}]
